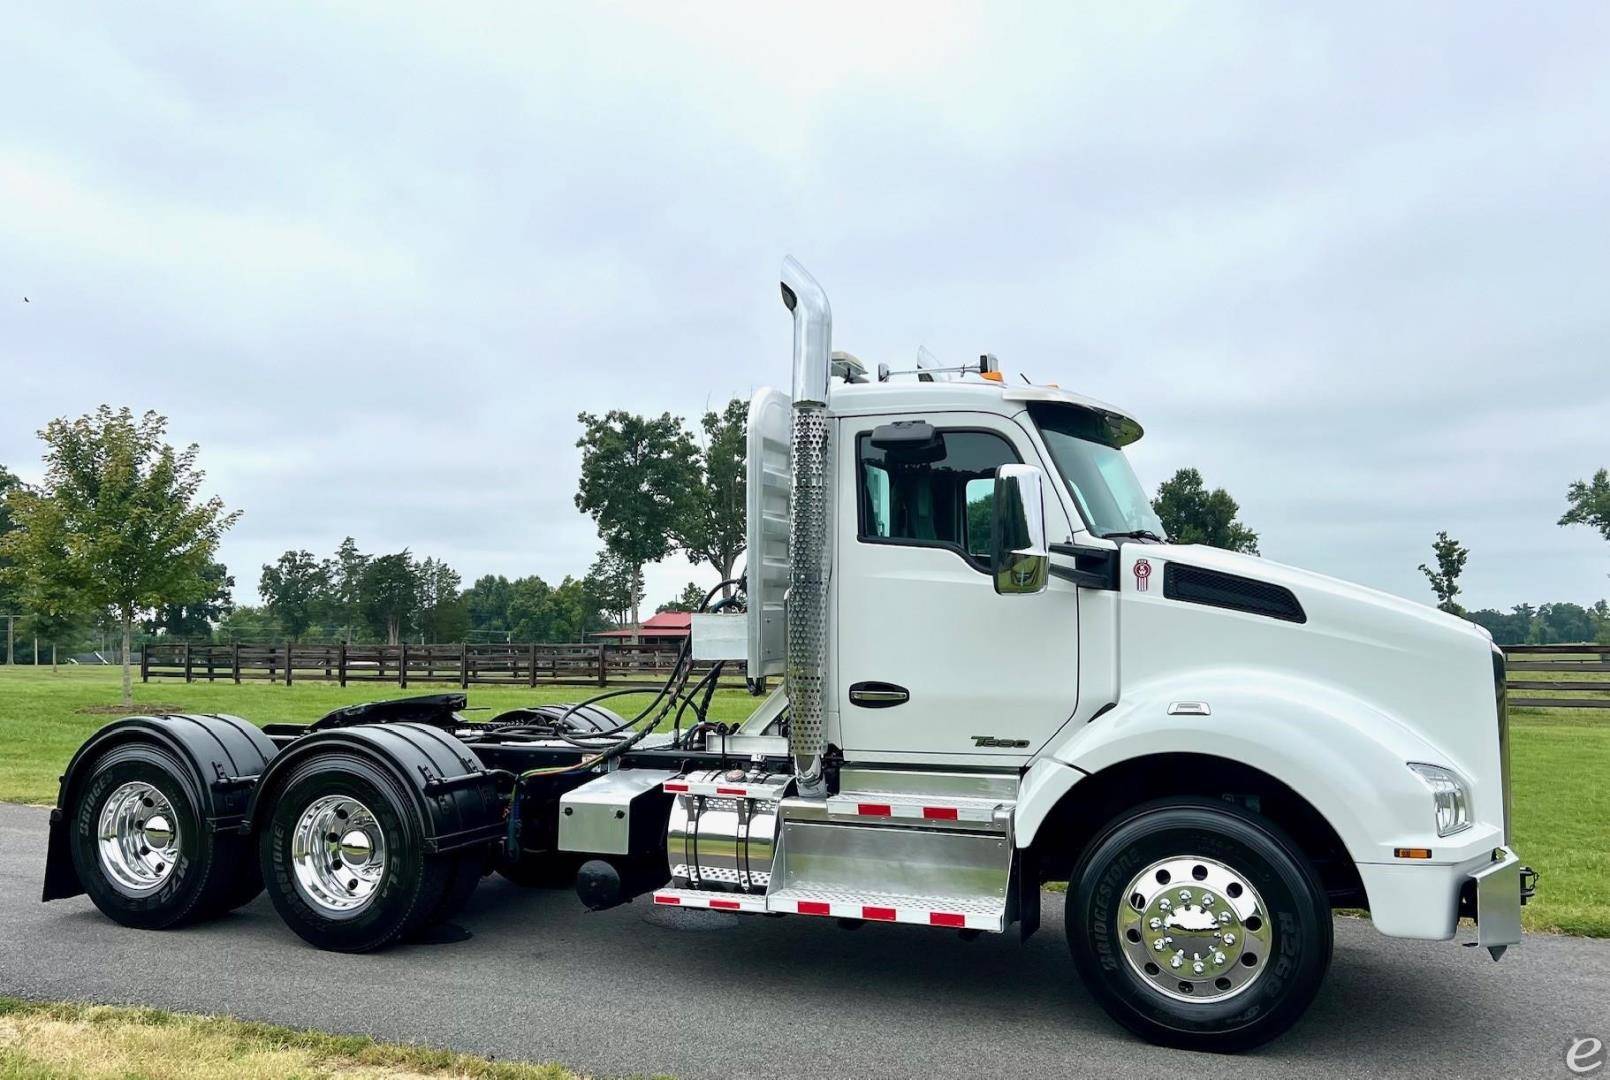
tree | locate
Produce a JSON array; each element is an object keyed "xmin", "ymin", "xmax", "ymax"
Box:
[
  {"xmin": 1151, "ymin": 468, "xmax": 1260, "ymax": 553},
  {"xmin": 215, "ymin": 604, "xmax": 280, "ymax": 644},
  {"xmin": 0, "ymin": 465, "xmax": 21, "ymax": 619},
  {"xmin": 0, "ymin": 408, "xmax": 239, "ymax": 706},
  {"xmin": 360, "ymin": 551, "xmax": 418, "ymax": 645},
  {"xmin": 1417, "ymin": 531, "xmax": 1469, "ymax": 616},
  {"xmin": 8, "ymin": 491, "xmax": 88, "ymax": 673},
  {"xmin": 465, "ymin": 574, "xmax": 515, "ymax": 638},
  {"xmin": 657, "ymin": 581, "xmax": 708, "ymax": 614},
  {"xmin": 320, "ymin": 537, "xmax": 370, "ymax": 642},
  {"xmin": 574, "ymin": 411, "xmax": 698, "ymax": 625},
  {"xmin": 145, "ymin": 560, "xmax": 234, "ymax": 640},
  {"xmin": 259, "ymin": 550, "xmax": 328, "ymax": 642},
  {"xmin": 674, "ymin": 399, "xmax": 747, "ymax": 599},
  {"xmin": 1533, "ymin": 602, "xmax": 1595, "ymax": 645},
  {"xmin": 584, "ymin": 550, "xmax": 643, "ymax": 628},
  {"xmin": 1467, "ymin": 607, "xmax": 1532, "ymax": 645},
  {"xmin": 417, "ymin": 557, "xmax": 468, "ymax": 643},
  {"xmin": 1560, "ymin": 468, "xmax": 1610, "ymax": 557}
]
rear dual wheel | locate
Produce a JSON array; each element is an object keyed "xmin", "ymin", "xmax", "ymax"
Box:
[
  {"xmin": 68, "ymin": 745, "xmax": 261, "ymax": 930},
  {"xmin": 258, "ymin": 756, "xmax": 485, "ymax": 952},
  {"xmin": 1068, "ymin": 798, "xmax": 1332, "ymax": 1052}
]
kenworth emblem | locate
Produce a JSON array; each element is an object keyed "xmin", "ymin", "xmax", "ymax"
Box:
[{"xmin": 1134, "ymin": 558, "xmax": 1153, "ymax": 592}]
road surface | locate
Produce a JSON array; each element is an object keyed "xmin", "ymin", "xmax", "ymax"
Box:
[{"xmin": 0, "ymin": 802, "xmax": 1599, "ymax": 1079}]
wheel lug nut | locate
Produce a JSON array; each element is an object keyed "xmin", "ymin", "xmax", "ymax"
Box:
[
  {"xmin": 1201, "ymin": 893, "xmax": 1215, "ymax": 906},
  {"xmin": 1178, "ymin": 890, "xmax": 1192, "ymax": 902},
  {"xmin": 1148, "ymin": 917, "xmax": 1161, "ymax": 930},
  {"xmin": 1159, "ymin": 899, "xmax": 1171, "ymax": 911},
  {"xmin": 1223, "ymin": 932, "xmax": 1236, "ymax": 946},
  {"xmin": 1153, "ymin": 939, "xmax": 1166, "ymax": 952},
  {"xmin": 1193, "ymin": 961, "xmax": 1205, "ymax": 974},
  {"xmin": 1170, "ymin": 954, "xmax": 1183, "ymax": 968},
  {"xmin": 1213, "ymin": 951, "xmax": 1226, "ymax": 965}
]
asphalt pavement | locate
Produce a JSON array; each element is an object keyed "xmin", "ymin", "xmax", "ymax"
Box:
[{"xmin": 0, "ymin": 802, "xmax": 1601, "ymax": 1079}]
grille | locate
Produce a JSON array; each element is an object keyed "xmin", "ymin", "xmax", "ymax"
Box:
[{"xmin": 1163, "ymin": 563, "xmax": 1306, "ymax": 623}]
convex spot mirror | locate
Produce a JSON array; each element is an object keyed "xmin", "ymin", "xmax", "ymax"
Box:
[
  {"xmin": 991, "ymin": 463, "xmax": 1049, "ymax": 595},
  {"xmin": 869, "ymin": 420, "xmax": 946, "ymax": 464}
]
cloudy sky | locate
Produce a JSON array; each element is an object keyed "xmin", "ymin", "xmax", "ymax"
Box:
[{"xmin": 3, "ymin": 3, "xmax": 1607, "ymax": 614}]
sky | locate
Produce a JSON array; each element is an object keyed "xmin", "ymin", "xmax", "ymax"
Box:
[{"xmin": 2, "ymin": 2, "xmax": 1607, "ymax": 615}]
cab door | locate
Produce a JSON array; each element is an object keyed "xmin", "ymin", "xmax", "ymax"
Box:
[{"xmin": 834, "ymin": 411, "xmax": 1081, "ymax": 763}]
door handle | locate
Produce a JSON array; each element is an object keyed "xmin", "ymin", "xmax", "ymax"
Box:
[{"xmin": 849, "ymin": 681, "xmax": 909, "ymax": 708}]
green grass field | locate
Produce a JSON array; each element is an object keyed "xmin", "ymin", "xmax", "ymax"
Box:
[
  {"xmin": 0, "ymin": 996, "xmax": 608, "ymax": 1079},
  {"xmin": 1, "ymin": 665, "xmax": 1604, "ymax": 936}
]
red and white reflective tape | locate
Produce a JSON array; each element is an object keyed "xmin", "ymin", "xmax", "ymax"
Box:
[
  {"xmin": 826, "ymin": 799, "xmax": 999, "ymax": 824},
  {"xmin": 652, "ymin": 889, "xmax": 768, "ymax": 913},
  {"xmin": 775, "ymin": 895, "xmax": 996, "ymax": 931},
  {"xmin": 661, "ymin": 779, "xmax": 785, "ymax": 800}
]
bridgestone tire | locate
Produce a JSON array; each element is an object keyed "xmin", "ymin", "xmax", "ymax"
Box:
[
  {"xmin": 1067, "ymin": 797, "xmax": 1332, "ymax": 1052},
  {"xmin": 69, "ymin": 745, "xmax": 250, "ymax": 930},
  {"xmin": 259, "ymin": 755, "xmax": 454, "ymax": 952}
]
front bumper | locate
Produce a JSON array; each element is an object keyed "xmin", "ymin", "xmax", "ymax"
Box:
[{"xmin": 1357, "ymin": 845, "xmax": 1535, "ymax": 948}]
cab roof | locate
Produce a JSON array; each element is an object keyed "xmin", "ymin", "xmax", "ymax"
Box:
[{"xmin": 826, "ymin": 376, "xmax": 1145, "ymax": 446}]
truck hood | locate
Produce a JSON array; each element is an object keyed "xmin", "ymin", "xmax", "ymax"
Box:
[
  {"xmin": 1156, "ymin": 544, "xmax": 1491, "ymax": 650},
  {"xmin": 1116, "ymin": 542, "xmax": 1501, "ymax": 793}
]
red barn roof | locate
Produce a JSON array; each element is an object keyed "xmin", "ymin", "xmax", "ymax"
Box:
[{"xmin": 592, "ymin": 611, "xmax": 694, "ymax": 639}]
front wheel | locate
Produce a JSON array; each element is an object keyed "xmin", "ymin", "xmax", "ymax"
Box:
[{"xmin": 1067, "ymin": 798, "xmax": 1332, "ymax": 1051}]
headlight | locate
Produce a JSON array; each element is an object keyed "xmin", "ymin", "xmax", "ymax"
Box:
[{"xmin": 1407, "ymin": 763, "xmax": 1472, "ymax": 837}]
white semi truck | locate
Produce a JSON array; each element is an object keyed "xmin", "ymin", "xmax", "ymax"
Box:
[{"xmin": 43, "ymin": 259, "xmax": 1534, "ymax": 1050}]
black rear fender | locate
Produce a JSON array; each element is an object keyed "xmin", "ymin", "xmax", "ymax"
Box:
[
  {"xmin": 247, "ymin": 723, "xmax": 502, "ymax": 856},
  {"xmin": 45, "ymin": 713, "xmax": 277, "ymax": 901}
]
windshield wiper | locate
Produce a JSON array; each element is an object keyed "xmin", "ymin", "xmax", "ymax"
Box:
[{"xmin": 1101, "ymin": 529, "xmax": 1168, "ymax": 544}]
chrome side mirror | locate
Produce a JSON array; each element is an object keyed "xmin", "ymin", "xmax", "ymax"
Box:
[{"xmin": 991, "ymin": 463, "xmax": 1049, "ymax": 595}]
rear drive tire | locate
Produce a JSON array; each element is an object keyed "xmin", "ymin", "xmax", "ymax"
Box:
[
  {"xmin": 68, "ymin": 744, "xmax": 250, "ymax": 930},
  {"xmin": 259, "ymin": 755, "xmax": 454, "ymax": 952},
  {"xmin": 1067, "ymin": 797, "xmax": 1332, "ymax": 1052}
]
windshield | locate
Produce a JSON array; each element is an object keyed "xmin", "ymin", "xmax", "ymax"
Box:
[{"xmin": 1028, "ymin": 402, "xmax": 1166, "ymax": 540}]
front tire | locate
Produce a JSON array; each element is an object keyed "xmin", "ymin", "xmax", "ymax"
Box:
[
  {"xmin": 259, "ymin": 755, "xmax": 456, "ymax": 952},
  {"xmin": 1067, "ymin": 798, "xmax": 1332, "ymax": 1051}
]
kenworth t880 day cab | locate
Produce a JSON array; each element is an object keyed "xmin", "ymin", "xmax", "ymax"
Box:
[{"xmin": 43, "ymin": 259, "xmax": 1534, "ymax": 1050}]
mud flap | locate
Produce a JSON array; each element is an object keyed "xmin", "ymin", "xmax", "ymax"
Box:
[{"xmin": 42, "ymin": 807, "xmax": 84, "ymax": 901}]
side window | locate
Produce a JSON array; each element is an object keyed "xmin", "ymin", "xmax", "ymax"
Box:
[
  {"xmin": 964, "ymin": 477, "xmax": 994, "ymax": 557},
  {"xmin": 857, "ymin": 428, "xmax": 1020, "ymax": 567}
]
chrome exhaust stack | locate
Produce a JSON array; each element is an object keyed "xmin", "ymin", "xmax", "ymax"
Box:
[{"xmin": 779, "ymin": 257, "xmax": 832, "ymax": 799}]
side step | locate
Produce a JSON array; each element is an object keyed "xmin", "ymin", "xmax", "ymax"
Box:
[
  {"xmin": 769, "ymin": 886, "xmax": 1003, "ymax": 931},
  {"xmin": 649, "ymin": 886, "xmax": 1003, "ymax": 931}
]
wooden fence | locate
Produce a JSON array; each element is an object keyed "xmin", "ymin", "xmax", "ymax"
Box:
[
  {"xmin": 141, "ymin": 640, "xmax": 1605, "ymax": 706},
  {"xmin": 1502, "ymin": 643, "xmax": 1610, "ymax": 710},
  {"xmin": 141, "ymin": 641, "xmax": 745, "ymax": 689}
]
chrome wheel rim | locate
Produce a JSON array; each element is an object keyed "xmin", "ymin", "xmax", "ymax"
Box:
[
  {"xmin": 1116, "ymin": 855, "xmax": 1274, "ymax": 1003},
  {"xmin": 97, "ymin": 781, "xmax": 181, "ymax": 895},
  {"xmin": 290, "ymin": 795, "xmax": 387, "ymax": 916}
]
